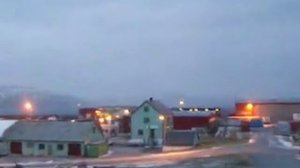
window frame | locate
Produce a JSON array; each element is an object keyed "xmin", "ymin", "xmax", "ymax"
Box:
[
  {"xmin": 144, "ymin": 106, "xmax": 149, "ymax": 112},
  {"xmin": 38, "ymin": 144, "xmax": 45, "ymax": 150},
  {"xmin": 57, "ymin": 144, "xmax": 64, "ymax": 151},
  {"xmin": 138, "ymin": 129, "xmax": 143, "ymax": 136},
  {"xmin": 144, "ymin": 117, "xmax": 150, "ymax": 123}
]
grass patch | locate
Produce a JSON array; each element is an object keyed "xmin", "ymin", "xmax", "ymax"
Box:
[
  {"xmin": 167, "ymin": 154, "xmax": 254, "ymax": 168},
  {"xmin": 232, "ymin": 156, "xmax": 252, "ymax": 167},
  {"xmin": 223, "ymin": 154, "xmax": 253, "ymax": 168},
  {"xmin": 198, "ymin": 135, "xmax": 249, "ymax": 149}
]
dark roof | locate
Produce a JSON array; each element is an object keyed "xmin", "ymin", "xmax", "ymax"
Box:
[
  {"xmin": 172, "ymin": 111, "xmax": 213, "ymax": 117},
  {"xmin": 0, "ymin": 115, "xmax": 78, "ymax": 120},
  {"xmin": 171, "ymin": 107, "xmax": 221, "ymax": 111},
  {"xmin": 236, "ymin": 99, "xmax": 300, "ymax": 105},
  {"xmin": 80, "ymin": 106, "xmax": 136, "ymax": 111},
  {"xmin": 79, "ymin": 106, "xmax": 137, "ymax": 115},
  {"xmin": 134, "ymin": 99, "xmax": 172, "ymax": 115},
  {"xmin": 2, "ymin": 120, "xmax": 105, "ymax": 143}
]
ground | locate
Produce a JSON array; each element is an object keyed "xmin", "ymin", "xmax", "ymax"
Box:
[
  {"xmin": 150, "ymin": 154, "xmax": 253, "ymax": 168},
  {"xmin": 1, "ymin": 127, "xmax": 300, "ymax": 168}
]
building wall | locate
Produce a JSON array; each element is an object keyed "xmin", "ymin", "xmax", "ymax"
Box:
[
  {"xmin": 254, "ymin": 104, "xmax": 300, "ymax": 123},
  {"xmin": 8, "ymin": 141, "xmax": 84, "ymax": 157},
  {"xmin": 85, "ymin": 143, "xmax": 108, "ymax": 157},
  {"xmin": 173, "ymin": 116, "xmax": 210, "ymax": 130},
  {"xmin": 119, "ymin": 116, "xmax": 131, "ymax": 133},
  {"xmin": 23, "ymin": 142, "xmax": 76, "ymax": 157},
  {"xmin": 131, "ymin": 103, "xmax": 164, "ymax": 145},
  {"xmin": 0, "ymin": 141, "xmax": 8, "ymax": 155}
]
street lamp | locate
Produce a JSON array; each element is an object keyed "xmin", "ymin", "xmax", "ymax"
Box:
[
  {"xmin": 105, "ymin": 115, "xmax": 112, "ymax": 121},
  {"xmin": 246, "ymin": 103, "xmax": 254, "ymax": 111},
  {"xmin": 23, "ymin": 101, "xmax": 34, "ymax": 119},
  {"xmin": 159, "ymin": 115, "xmax": 166, "ymax": 146},
  {"xmin": 159, "ymin": 115, "xmax": 165, "ymax": 121},
  {"xmin": 95, "ymin": 110, "xmax": 102, "ymax": 116},
  {"xmin": 24, "ymin": 101, "xmax": 33, "ymax": 113},
  {"xmin": 179, "ymin": 99, "xmax": 185, "ymax": 106},
  {"xmin": 124, "ymin": 109, "xmax": 130, "ymax": 115},
  {"xmin": 99, "ymin": 118, "xmax": 105, "ymax": 123}
]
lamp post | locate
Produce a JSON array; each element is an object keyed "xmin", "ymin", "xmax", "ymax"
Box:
[
  {"xmin": 246, "ymin": 103, "xmax": 254, "ymax": 116},
  {"xmin": 179, "ymin": 99, "xmax": 185, "ymax": 107},
  {"xmin": 23, "ymin": 101, "xmax": 34, "ymax": 119},
  {"xmin": 159, "ymin": 115, "xmax": 166, "ymax": 147}
]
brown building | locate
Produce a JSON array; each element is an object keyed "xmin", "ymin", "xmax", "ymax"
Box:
[{"xmin": 235, "ymin": 101, "xmax": 300, "ymax": 123}]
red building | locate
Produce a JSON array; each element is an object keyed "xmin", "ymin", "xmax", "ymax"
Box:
[{"xmin": 172, "ymin": 111, "xmax": 214, "ymax": 130}]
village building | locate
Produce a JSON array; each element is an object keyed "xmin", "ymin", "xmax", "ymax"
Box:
[
  {"xmin": 172, "ymin": 111, "xmax": 214, "ymax": 130},
  {"xmin": 1, "ymin": 120, "xmax": 108, "ymax": 157},
  {"xmin": 130, "ymin": 98, "xmax": 173, "ymax": 147},
  {"xmin": 79, "ymin": 106, "xmax": 135, "ymax": 136},
  {"xmin": 234, "ymin": 100, "xmax": 300, "ymax": 123},
  {"xmin": 130, "ymin": 98, "xmax": 220, "ymax": 147},
  {"xmin": 165, "ymin": 130, "xmax": 200, "ymax": 146}
]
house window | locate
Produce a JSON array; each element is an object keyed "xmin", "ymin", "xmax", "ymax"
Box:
[
  {"xmin": 39, "ymin": 144, "xmax": 45, "ymax": 150},
  {"xmin": 138, "ymin": 129, "xmax": 143, "ymax": 136},
  {"xmin": 144, "ymin": 117, "xmax": 150, "ymax": 123},
  {"xmin": 27, "ymin": 142, "xmax": 34, "ymax": 148},
  {"xmin": 57, "ymin": 144, "xmax": 64, "ymax": 151},
  {"xmin": 144, "ymin": 106, "xmax": 149, "ymax": 112}
]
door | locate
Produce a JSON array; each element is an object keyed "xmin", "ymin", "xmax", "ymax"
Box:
[
  {"xmin": 150, "ymin": 129, "xmax": 155, "ymax": 139},
  {"xmin": 10, "ymin": 142, "xmax": 22, "ymax": 154},
  {"xmin": 149, "ymin": 129, "xmax": 156, "ymax": 146},
  {"xmin": 48, "ymin": 144, "xmax": 52, "ymax": 155},
  {"xmin": 68, "ymin": 143, "xmax": 81, "ymax": 156}
]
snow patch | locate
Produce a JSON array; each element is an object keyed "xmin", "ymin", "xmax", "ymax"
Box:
[
  {"xmin": 163, "ymin": 146, "xmax": 192, "ymax": 152},
  {"xmin": 211, "ymin": 147, "xmax": 222, "ymax": 150},
  {"xmin": 128, "ymin": 139, "xmax": 144, "ymax": 145},
  {"xmin": 99, "ymin": 150, "xmax": 113, "ymax": 158},
  {"xmin": 269, "ymin": 135, "xmax": 300, "ymax": 150},
  {"xmin": 132, "ymin": 160, "xmax": 176, "ymax": 167},
  {"xmin": 248, "ymin": 138, "xmax": 256, "ymax": 144},
  {"xmin": 0, "ymin": 120, "xmax": 17, "ymax": 137}
]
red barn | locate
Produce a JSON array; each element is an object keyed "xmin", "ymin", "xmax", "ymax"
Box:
[{"xmin": 172, "ymin": 112, "xmax": 213, "ymax": 130}]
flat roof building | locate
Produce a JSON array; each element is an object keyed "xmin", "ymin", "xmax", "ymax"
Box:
[{"xmin": 235, "ymin": 100, "xmax": 300, "ymax": 123}]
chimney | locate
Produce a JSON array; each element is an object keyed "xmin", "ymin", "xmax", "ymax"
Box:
[{"xmin": 149, "ymin": 97, "xmax": 153, "ymax": 101}]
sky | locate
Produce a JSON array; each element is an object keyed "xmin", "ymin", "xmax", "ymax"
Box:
[{"xmin": 0, "ymin": 0, "xmax": 300, "ymax": 106}]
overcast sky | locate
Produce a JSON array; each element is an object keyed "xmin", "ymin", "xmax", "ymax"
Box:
[{"xmin": 0, "ymin": 0, "xmax": 299, "ymax": 105}]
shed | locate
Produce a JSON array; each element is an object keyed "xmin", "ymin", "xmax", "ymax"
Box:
[
  {"xmin": 165, "ymin": 130, "xmax": 200, "ymax": 146},
  {"xmin": 2, "ymin": 120, "xmax": 108, "ymax": 157}
]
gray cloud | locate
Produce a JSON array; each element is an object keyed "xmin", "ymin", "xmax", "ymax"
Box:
[{"xmin": 0, "ymin": 0, "xmax": 300, "ymax": 106}]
